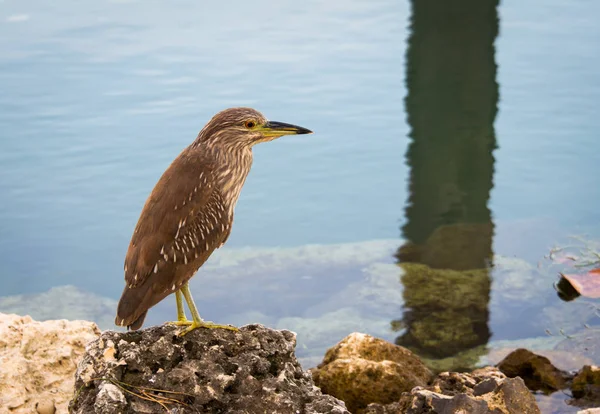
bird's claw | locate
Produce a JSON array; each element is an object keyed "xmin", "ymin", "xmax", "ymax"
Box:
[
  {"xmin": 167, "ymin": 319, "xmax": 193, "ymax": 326},
  {"xmin": 177, "ymin": 321, "xmax": 239, "ymax": 336}
]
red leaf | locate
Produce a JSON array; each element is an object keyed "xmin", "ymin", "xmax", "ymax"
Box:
[{"xmin": 560, "ymin": 271, "xmax": 600, "ymax": 298}]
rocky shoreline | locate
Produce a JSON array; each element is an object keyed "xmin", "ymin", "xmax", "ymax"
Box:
[{"xmin": 1, "ymin": 313, "xmax": 599, "ymax": 414}]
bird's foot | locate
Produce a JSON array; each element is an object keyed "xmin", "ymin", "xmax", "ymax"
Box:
[
  {"xmin": 177, "ymin": 320, "xmax": 239, "ymax": 336},
  {"xmin": 167, "ymin": 318, "xmax": 193, "ymax": 327}
]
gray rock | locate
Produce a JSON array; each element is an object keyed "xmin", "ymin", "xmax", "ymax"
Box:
[
  {"xmin": 473, "ymin": 378, "xmax": 501, "ymax": 396},
  {"xmin": 498, "ymin": 376, "xmax": 542, "ymax": 414},
  {"xmin": 425, "ymin": 391, "xmax": 497, "ymax": 414},
  {"xmin": 69, "ymin": 323, "xmax": 348, "ymax": 414},
  {"xmin": 364, "ymin": 367, "xmax": 541, "ymax": 414},
  {"xmin": 94, "ymin": 383, "xmax": 126, "ymax": 413}
]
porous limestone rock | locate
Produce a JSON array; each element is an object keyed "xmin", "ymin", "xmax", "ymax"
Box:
[
  {"xmin": 310, "ymin": 332, "xmax": 433, "ymax": 413},
  {"xmin": 69, "ymin": 323, "xmax": 348, "ymax": 414},
  {"xmin": 0, "ymin": 313, "xmax": 101, "ymax": 413},
  {"xmin": 497, "ymin": 348, "xmax": 567, "ymax": 392},
  {"xmin": 363, "ymin": 367, "xmax": 541, "ymax": 414}
]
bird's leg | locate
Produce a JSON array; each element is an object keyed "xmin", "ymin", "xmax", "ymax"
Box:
[
  {"xmin": 177, "ymin": 282, "xmax": 238, "ymax": 336},
  {"xmin": 167, "ymin": 290, "xmax": 192, "ymax": 326},
  {"xmin": 175, "ymin": 289, "xmax": 187, "ymax": 321}
]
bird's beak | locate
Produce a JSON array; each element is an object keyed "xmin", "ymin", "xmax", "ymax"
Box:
[{"xmin": 260, "ymin": 121, "xmax": 313, "ymax": 138}]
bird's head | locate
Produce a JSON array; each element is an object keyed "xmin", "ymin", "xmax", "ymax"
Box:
[{"xmin": 196, "ymin": 107, "xmax": 312, "ymax": 148}]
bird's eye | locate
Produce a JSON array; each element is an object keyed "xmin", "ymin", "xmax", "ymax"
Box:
[{"xmin": 244, "ymin": 120, "xmax": 256, "ymax": 129}]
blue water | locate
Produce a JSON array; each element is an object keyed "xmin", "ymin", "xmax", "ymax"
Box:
[
  {"xmin": 0, "ymin": 0, "xmax": 409, "ymax": 297},
  {"xmin": 1, "ymin": 0, "xmax": 600, "ymax": 392}
]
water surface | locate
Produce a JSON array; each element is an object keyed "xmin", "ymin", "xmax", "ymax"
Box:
[{"xmin": 1, "ymin": 2, "xmax": 600, "ymax": 408}]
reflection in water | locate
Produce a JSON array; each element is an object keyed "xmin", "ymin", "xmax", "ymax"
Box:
[{"xmin": 395, "ymin": 0, "xmax": 499, "ymax": 370}]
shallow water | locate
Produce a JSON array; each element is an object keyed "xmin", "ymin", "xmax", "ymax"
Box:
[{"xmin": 1, "ymin": 1, "xmax": 600, "ymax": 410}]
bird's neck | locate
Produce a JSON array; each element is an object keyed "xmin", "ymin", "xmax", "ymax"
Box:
[{"xmin": 207, "ymin": 144, "xmax": 254, "ymax": 216}]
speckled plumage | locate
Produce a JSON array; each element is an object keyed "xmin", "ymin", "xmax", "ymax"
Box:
[{"xmin": 115, "ymin": 107, "xmax": 310, "ymax": 330}]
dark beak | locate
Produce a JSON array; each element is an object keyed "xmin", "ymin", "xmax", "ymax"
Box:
[{"xmin": 262, "ymin": 121, "xmax": 313, "ymax": 136}]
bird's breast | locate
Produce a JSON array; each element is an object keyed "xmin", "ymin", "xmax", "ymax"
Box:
[{"xmin": 214, "ymin": 151, "xmax": 253, "ymax": 216}]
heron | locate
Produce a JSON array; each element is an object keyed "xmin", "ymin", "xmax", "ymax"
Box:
[{"xmin": 115, "ymin": 107, "xmax": 312, "ymax": 335}]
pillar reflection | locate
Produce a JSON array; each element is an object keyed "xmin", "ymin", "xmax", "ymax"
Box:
[{"xmin": 395, "ymin": 0, "xmax": 499, "ymax": 372}]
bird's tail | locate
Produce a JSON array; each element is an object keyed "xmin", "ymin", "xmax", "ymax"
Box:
[{"xmin": 115, "ymin": 284, "xmax": 154, "ymax": 331}]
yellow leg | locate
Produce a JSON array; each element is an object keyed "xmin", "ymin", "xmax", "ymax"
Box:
[
  {"xmin": 167, "ymin": 290, "xmax": 192, "ymax": 326},
  {"xmin": 177, "ymin": 290, "xmax": 188, "ymax": 321},
  {"xmin": 178, "ymin": 282, "xmax": 238, "ymax": 336}
]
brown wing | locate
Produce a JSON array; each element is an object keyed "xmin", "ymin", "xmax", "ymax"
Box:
[
  {"xmin": 124, "ymin": 148, "xmax": 231, "ymax": 290},
  {"xmin": 116, "ymin": 148, "xmax": 233, "ymax": 328}
]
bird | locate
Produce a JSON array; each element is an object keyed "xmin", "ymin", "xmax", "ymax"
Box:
[{"xmin": 115, "ymin": 107, "xmax": 312, "ymax": 335}]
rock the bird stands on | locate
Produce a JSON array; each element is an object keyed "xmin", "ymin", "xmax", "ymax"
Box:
[{"xmin": 115, "ymin": 108, "xmax": 312, "ymax": 335}]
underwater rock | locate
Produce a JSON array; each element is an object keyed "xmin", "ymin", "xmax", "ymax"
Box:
[
  {"xmin": 208, "ymin": 239, "xmax": 399, "ymax": 271},
  {"xmin": 396, "ymin": 223, "xmax": 494, "ymax": 271},
  {"xmin": 572, "ymin": 365, "xmax": 600, "ymax": 401},
  {"xmin": 399, "ymin": 263, "xmax": 490, "ymax": 312},
  {"xmin": 418, "ymin": 345, "xmax": 488, "ymax": 375},
  {"xmin": 69, "ymin": 323, "xmax": 348, "ymax": 414},
  {"xmin": 0, "ymin": 286, "xmax": 118, "ymax": 330},
  {"xmin": 491, "ymin": 255, "xmax": 545, "ymax": 303},
  {"xmin": 0, "ymin": 313, "xmax": 100, "ymax": 414},
  {"xmin": 277, "ymin": 307, "xmax": 391, "ymax": 368},
  {"xmin": 497, "ymin": 348, "xmax": 568, "ymax": 392},
  {"xmin": 483, "ymin": 335, "xmax": 594, "ymax": 373},
  {"xmin": 396, "ymin": 262, "xmax": 491, "ymax": 357},
  {"xmin": 363, "ymin": 367, "xmax": 541, "ymax": 414},
  {"xmin": 307, "ymin": 262, "xmax": 404, "ymax": 318},
  {"xmin": 556, "ymin": 328, "xmax": 600, "ymax": 366},
  {"xmin": 310, "ymin": 332, "xmax": 432, "ymax": 413}
]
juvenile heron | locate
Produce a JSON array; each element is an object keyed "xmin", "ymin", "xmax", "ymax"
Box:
[{"xmin": 115, "ymin": 107, "xmax": 312, "ymax": 335}]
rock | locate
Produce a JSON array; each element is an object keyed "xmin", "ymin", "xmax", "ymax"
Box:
[
  {"xmin": 572, "ymin": 365, "xmax": 600, "ymax": 400},
  {"xmin": 497, "ymin": 348, "xmax": 567, "ymax": 392},
  {"xmin": 163, "ymin": 239, "xmax": 402, "ymax": 368},
  {"xmin": 361, "ymin": 401, "xmax": 405, "ymax": 414},
  {"xmin": 364, "ymin": 367, "xmax": 541, "ymax": 414},
  {"xmin": 485, "ymin": 340, "xmax": 594, "ymax": 373},
  {"xmin": 578, "ymin": 409, "xmax": 600, "ymax": 413},
  {"xmin": 483, "ymin": 376, "xmax": 540, "ymax": 414},
  {"xmin": 310, "ymin": 332, "xmax": 432, "ymax": 413},
  {"xmin": 69, "ymin": 323, "xmax": 349, "ymax": 414},
  {"xmin": 471, "ymin": 366, "xmax": 509, "ymax": 381},
  {"xmin": 35, "ymin": 399, "xmax": 57, "ymax": 414},
  {"xmin": 405, "ymin": 389, "xmax": 494, "ymax": 413},
  {"xmin": 0, "ymin": 313, "xmax": 100, "ymax": 414}
]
